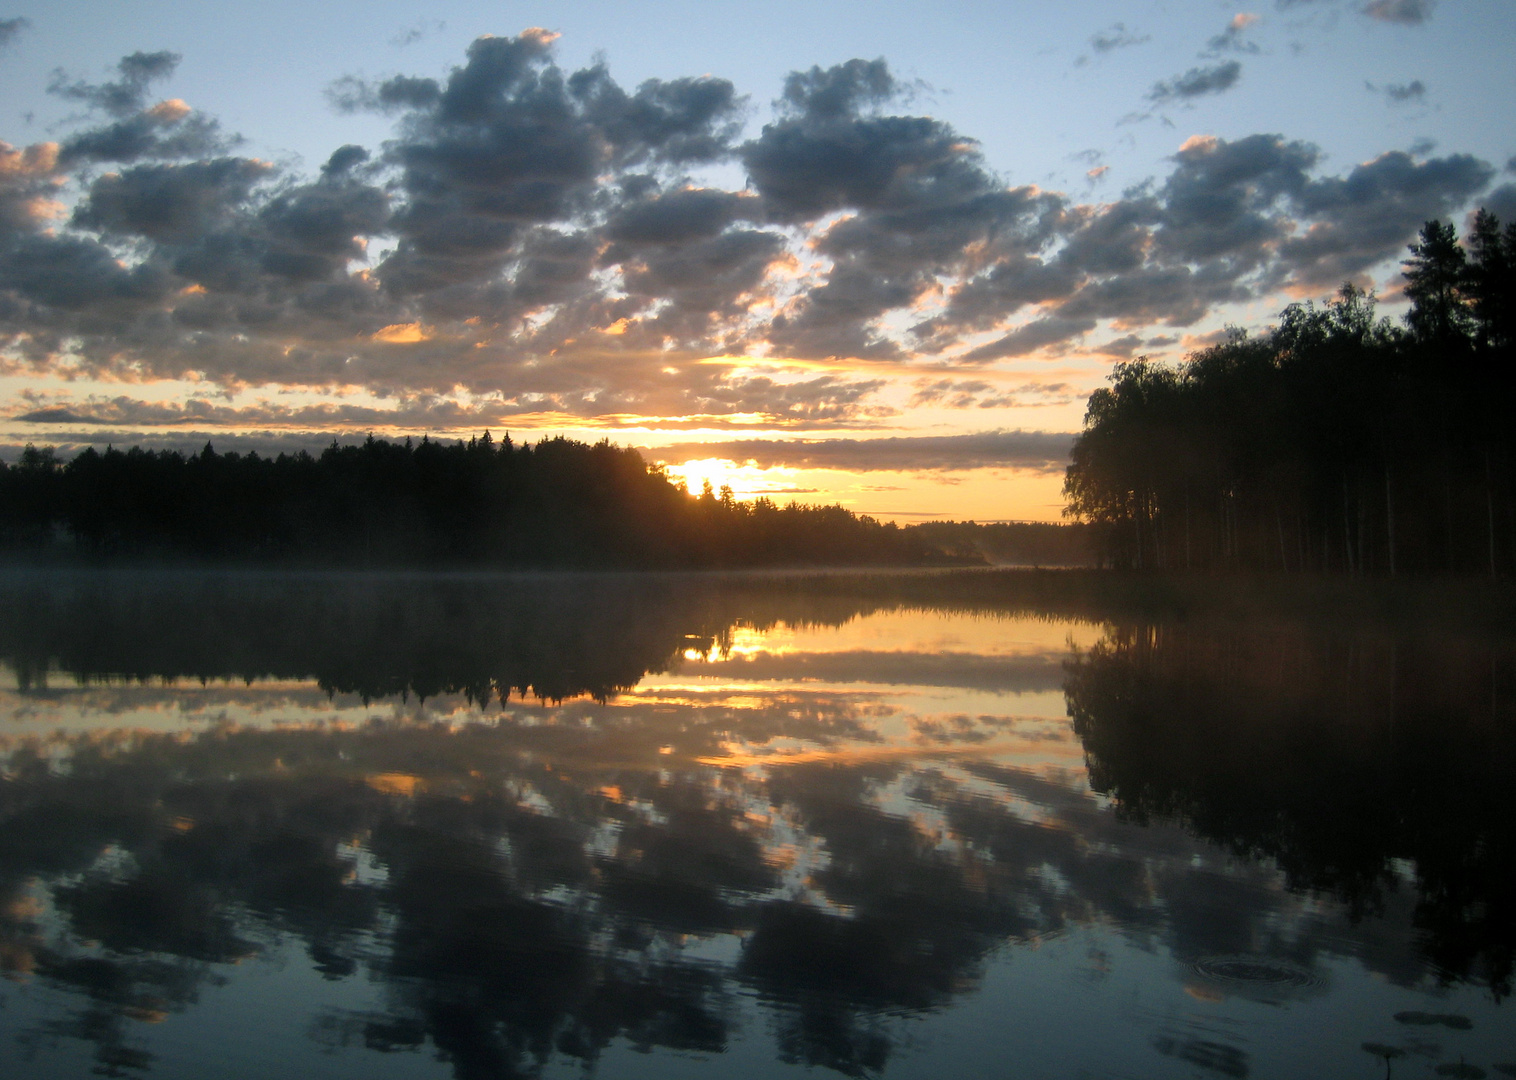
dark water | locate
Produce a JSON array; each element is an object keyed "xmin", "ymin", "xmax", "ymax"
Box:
[{"xmin": 0, "ymin": 570, "xmax": 1512, "ymax": 1079}]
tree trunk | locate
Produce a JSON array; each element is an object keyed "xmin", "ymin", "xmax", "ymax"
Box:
[
  {"xmin": 1342, "ymin": 478, "xmax": 1355, "ymax": 576},
  {"xmin": 1185, "ymin": 485, "xmax": 1192, "ymax": 570},
  {"xmin": 1488, "ymin": 447, "xmax": 1498, "ymax": 578}
]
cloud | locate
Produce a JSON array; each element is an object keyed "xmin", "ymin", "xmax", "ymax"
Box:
[
  {"xmin": 1204, "ymin": 14, "xmax": 1263, "ymax": 55},
  {"xmin": 743, "ymin": 58, "xmax": 1069, "ymax": 359},
  {"xmin": 963, "ymin": 316, "xmax": 1097, "ymax": 362},
  {"xmin": 1276, "ymin": 0, "xmax": 1436, "ymax": 20},
  {"xmin": 1154, "ymin": 133, "xmax": 1317, "ymax": 264},
  {"xmin": 909, "ymin": 379, "xmax": 998, "ymax": 408},
  {"xmin": 43, "ymin": 52, "xmax": 238, "ymax": 167},
  {"xmin": 0, "ymin": 139, "xmax": 62, "ymax": 237},
  {"xmin": 645, "ymin": 431, "xmax": 1075, "ymax": 473},
  {"xmin": 907, "ymin": 378, "xmax": 1074, "ymax": 409},
  {"xmin": 1280, "ymin": 149, "xmax": 1492, "ymax": 284},
  {"xmin": 1373, "ymin": 79, "xmax": 1427, "ymax": 104},
  {"xmin": 59, "ymin": 102, "xmax": 235, "ymax": 165},
  {"xmin": 1089, "ymin": 23, "xmax": 1150, "ymax": 53},
  {"xmin": 10, "ymin": 393, "xmax": 532, "ymax": 430},
  {"xmin": 48, "ymin": 51, "xmax": 183, "ymax": 117},
  {"xmin": 392, "ymin": 19, "xmax": 445, "ymax": 48},
  {"xmin": 1147, "ymin": 61, "xmax": 1243, "ymax": 103},
  {"xmin": 0, "ymin": 15, "xmax": 29, "ymax": 50},
  {"xmin": 0, "ymin": 38, "xmax": 1502, "ymax": 421},
  {"xmin": 778, "ymin": 58, "xmax": 900, "ymax": 119},
  {"xmin": 1094, "ymin": 334, "xmax": 1145, "ymax": 358},
  {"xmin": 1482, "ymin": 184, "xmax": 1516, "ymax": 226},
  {"xmin": 1361, "ymin": 0, "xmax": 1435, "ymax": 24},
  {"xmin": 606, "ymin": 188, "xmax": 752, "ymax": 245},
  {"xmin": 73, "ymin": 157, "xmax": 272, "ymax": 242}
]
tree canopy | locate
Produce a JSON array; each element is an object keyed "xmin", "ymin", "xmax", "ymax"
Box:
[
  {"xmin": 0, "ymin": 433, "xmax": 943, "ymax": 569},
  {"xmin": 1064, "ymin": 210, "xmax": 1516, "ymax": 574}
]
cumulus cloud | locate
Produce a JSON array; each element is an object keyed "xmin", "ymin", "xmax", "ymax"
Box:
[
  {"xmin": 60, "ymin": 102, "xmax": 235, "ymax": 165},
  {"xmin": 1280, "ymin": 149, "xmax": 1491, "ymax": 284},
  {"xmin": 646, "ymin": 431, "xmax": 1075, "ymax": 473},
  {"xmin": 0, "ymin": 35, "xmax": 1501, "ymax": 433},
  {"xmin": 1147, "ymin": 61, "xmax": 1243, "ymax": 103},
  {"xmin": 45, "ymin": 50, "xmax": 238, "ymax": 167},
  {"xmin": 0, "ymin": 140, "xmax": 61, "ymax": 236}
]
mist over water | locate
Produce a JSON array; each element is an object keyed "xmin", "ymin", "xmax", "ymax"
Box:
[{"xmin": 1, "ymin": 571, "xmax": 1512, "ymax": 1079}]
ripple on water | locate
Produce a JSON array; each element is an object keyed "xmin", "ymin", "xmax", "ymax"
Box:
[{"xmin": 1184, "ymin": 954, "xmax": 1326, "ymax": 999}]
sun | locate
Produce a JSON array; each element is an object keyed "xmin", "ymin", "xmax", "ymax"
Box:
[
  {"xmin": 662, "ymin": 457, "xmax": 749, "ymax": 498},
  {"xmin": 659, "ymin": 456, "xmax": 822, "ymax": 503}
]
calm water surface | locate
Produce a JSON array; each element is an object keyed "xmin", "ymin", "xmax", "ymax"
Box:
[{"xmin": 0, "ymin": 571, "xmax": 1512, "ymax": 1079}]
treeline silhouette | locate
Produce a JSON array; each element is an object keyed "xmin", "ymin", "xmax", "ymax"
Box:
[
  {"xmin": 1064, "ymin": 210, "xmax": 1516, "ymax": 574},
  {"xmin": 904, "ymin": 520, "xmax": 1095, "ymax": 566},
  {"xmin": 0, "ymin": 432, "xmax": 943, "ymax": 568}
]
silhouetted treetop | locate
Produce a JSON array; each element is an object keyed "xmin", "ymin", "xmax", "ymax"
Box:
[
  {"xmin": 0, "ymin": 433, "xmax": 945, "ymax": 568},
  {"xmin": 1064, "ymin": 209, "xmax": 1516, "ymax": 575}
]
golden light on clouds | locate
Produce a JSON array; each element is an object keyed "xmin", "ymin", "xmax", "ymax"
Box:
[
  {"xmin": 372, "ymin": 322, "xmax": 432, "ymax": 344},
  {"xmin": 147, "ymin": 98, "xmax": 192, "ymax": 121}
]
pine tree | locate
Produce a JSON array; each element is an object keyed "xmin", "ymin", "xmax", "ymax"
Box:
[{"xmin": 1403, "ymin": 219, "xmax": 1473, "ymax": 346}]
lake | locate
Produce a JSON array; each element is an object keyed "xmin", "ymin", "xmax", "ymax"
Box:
[{"xmin": 0, "ymin": 570, "xmax": 1512, "ymax": 1079}]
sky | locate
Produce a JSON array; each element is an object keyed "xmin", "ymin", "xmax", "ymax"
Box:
[{"xmin": 0, "ymin": 0, "xmax": 1512, "ymax": 521}]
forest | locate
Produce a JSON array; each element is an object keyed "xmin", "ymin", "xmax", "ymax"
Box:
[
  {"xmin": 1064, "ymin": 209, "xmax": 1516, "ymax": 574},
  {"xmin": 0, "ymin": 433, "xmax": 943, "ymax": 568}
]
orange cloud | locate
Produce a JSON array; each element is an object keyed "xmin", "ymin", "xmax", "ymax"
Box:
[{"xmin": 372, "ymin": 322, "xmax": 432, "ymax": 343}]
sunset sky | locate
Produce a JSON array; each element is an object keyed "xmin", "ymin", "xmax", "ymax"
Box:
[{"xmin": 1, "ymin": 0, "xmax": 1511, "ymax": 520}]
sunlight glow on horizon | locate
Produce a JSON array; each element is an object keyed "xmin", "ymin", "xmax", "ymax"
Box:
[{"xmin": 0, "ymin": 2, "xmax": 1506, "ymax": 521}]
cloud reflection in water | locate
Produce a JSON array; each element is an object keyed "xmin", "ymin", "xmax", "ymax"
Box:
[{"xmin": 0, "ymin": 571, "xmax": 1511, "ymax": 1078}]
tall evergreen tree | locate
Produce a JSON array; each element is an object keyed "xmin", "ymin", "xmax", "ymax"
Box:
[
  {"xmin": 1465, "ymin": 209, "xmax": 1516, "ymax": 353},
  {"xmin": 1403, "ymin": 219, "xmax": 1474, "ymax": 346}
]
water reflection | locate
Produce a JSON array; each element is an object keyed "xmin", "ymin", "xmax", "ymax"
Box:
[
  {"xmin": 1066, "ymin": 623, "xmax": 1516, "ymax": 999},
  {"xmin": 0, "ymin": 571, "xmax": 1512, "ymax": 1078}
]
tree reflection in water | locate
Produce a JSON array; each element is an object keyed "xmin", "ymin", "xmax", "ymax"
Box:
[
  {"xmin": 1065, "ymin": 622, "xmax": 1516, "ymax": 998},
  {"xmin": 0, "ymin": 571, "xmax": 1512, "ymax": 1078}
]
